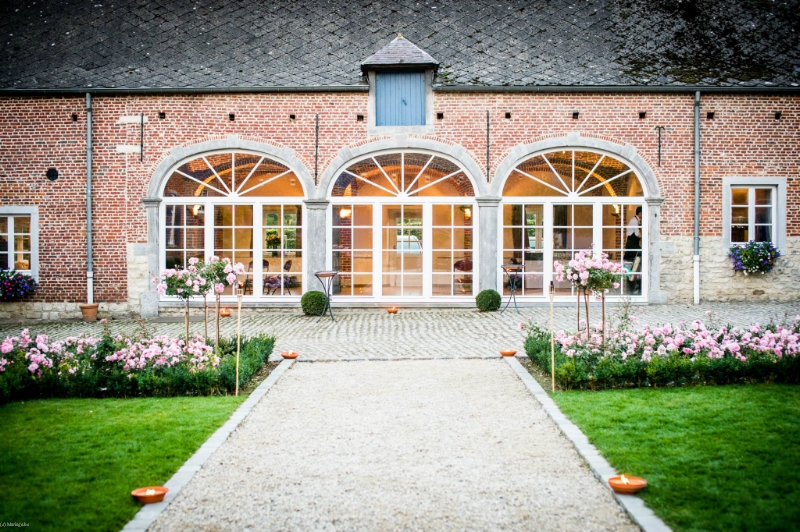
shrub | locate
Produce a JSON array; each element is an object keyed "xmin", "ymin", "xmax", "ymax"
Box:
[
  {"xmin": 301, "ymin": 290, "xmax": 328, "ymax": 315},
  {"xmin": 0, "ymin": 269, "xmax": 38, "ymax": 302},
  {"xmin": 524, "ymin": 315, "xmax": 800, "ymax": 390},
  {"xmin": 476, "ymin": 289, "xmax": 501, "ymax": 312},
  {"xmin": 0, "ymin": 326, "xmax": 275, "ymax": 403}
]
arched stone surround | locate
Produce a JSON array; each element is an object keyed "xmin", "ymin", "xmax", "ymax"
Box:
[
  {"xmin": 491, "ymin": 133, "xmax": 668, "ymax": 303},
  {"xmin": 138, "ymin": 135, "xmax": 315, "ymax": 316}
]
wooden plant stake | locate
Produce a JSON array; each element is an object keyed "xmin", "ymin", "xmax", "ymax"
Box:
[
  {"xmin": 215, "ymin": 293, "xmax": 221, "ymax": 348},
  {"xmin": 204, "ymin": 294, "xmax": 208, "ymax": 340},
  {"xmin": 583, "ymin": 288, "xmax": 591, "ymax": 332},
  {"xmin": 184, "ymin": 299, "xmax": 190, "ymax": 341},
  {"xmin": 235, "ymin": 284, "xmax": 243, "ymax": 396},
  {"xmin": 549, "ymin": 281, "xmax": 556, "ymax": 392},
  {"xmin": 601, "ymin": 292, "xmax": 606, "ymax": 351}
]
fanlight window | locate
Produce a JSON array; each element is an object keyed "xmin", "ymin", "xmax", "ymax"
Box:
[
  {"xmin": 163, "ymin": 152, "xmax": 303, "ymax": 198},
  {"xmin": 333, "ymin": 152, "xmax": 474, "ymax": 197},
  {"xmin": 503, "ymin": 150, "xmax": 643, "ymax": 197}
]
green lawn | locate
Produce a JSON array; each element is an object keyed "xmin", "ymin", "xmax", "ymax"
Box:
[
  {"xmin": 0, "ymin": 396, "xmax": 245, "ymax": 531},
  {"xmin": 551, "ymin": 384, "xmax": 800, "ymax": 532}
]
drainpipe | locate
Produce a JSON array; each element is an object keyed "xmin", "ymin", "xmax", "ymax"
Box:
[
  {"xmin": 693, "ymin": 91, "xmax": 700, "ymax": 305},
  {"xmin": 86, "ymin": 93, "xmax": 94, "ymax": 304}
]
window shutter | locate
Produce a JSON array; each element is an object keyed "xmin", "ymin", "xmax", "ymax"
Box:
[{"xmin": 376, "ymin": 72, "xmax": 426, "ymax": 126}]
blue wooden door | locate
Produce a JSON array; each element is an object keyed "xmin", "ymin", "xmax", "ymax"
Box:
[{"xmin": 376, "ymin": 72, "xmax": 425, "ymax": 126}]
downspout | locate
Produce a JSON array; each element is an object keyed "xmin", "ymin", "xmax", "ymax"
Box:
[
  {"xmin": 693, "ymin": 91, "xmax": 700, "ymax": 305},
  {"xmin": 86, "ymin": 93, "xmax": 94, "ymax": 304}
]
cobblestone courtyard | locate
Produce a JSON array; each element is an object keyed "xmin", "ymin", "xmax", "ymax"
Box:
[{"xmin": 2, "ymin": 301, "xmax": 798, "ymax": 361}]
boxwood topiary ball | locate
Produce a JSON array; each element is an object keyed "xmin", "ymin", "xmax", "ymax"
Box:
[
  {"xmin": 476, "ymin": 289, "xmax": 501, "ymax": 312},
  {"xmin": 300, "ymin": 290, "xmax": 328, "ymax": 315}
]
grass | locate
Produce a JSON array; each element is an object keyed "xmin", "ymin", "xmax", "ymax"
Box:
[
  {"xmin": 551, "ymin": 384, "xmax": 800, "ymax": 532},
  {"xmin": 0, "ymin": 395, "xmax": 246, "ymax": 531}
]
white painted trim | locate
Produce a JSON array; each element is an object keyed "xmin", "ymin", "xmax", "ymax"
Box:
[
  {"xmin": 0, "ymin": 206, "xmax": 39, "ymax": 280},
  {"xmin": 721, "ymin": 177, "xmax": 786, "ymax": 252}
]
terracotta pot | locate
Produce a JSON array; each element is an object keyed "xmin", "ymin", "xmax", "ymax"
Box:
[
  {"xmin": 608, "ymin": 475, "xmax": 647, "ymax": 494},
  {"xmin": 78, "ymin": 303, "xmax": 99, "ymax": 322},
  {"xmin": 281, "ymin": 351, "xmax": 299, "ymax": 359},
  {"xmin": 131, "ymin": 486, "xmax": 168, "ymax": 504},
  {"xmin": 499, "ymin": 349, "xmax": 517, "ymax": 357},
  {"xmin": 387, "ymin": 307, "xmax": 398, "ymax": 314},
  {"xmin": 219, "ymin": 308, "xmax": 231, "ymax": 317}
]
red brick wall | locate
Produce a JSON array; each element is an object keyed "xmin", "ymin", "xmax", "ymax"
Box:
[{"xmin": 0, "ymin": 92, "xmax": 797, "ymax": 303}]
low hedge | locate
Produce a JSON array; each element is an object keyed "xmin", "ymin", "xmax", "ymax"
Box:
[
  {"xmin": 525, "ymin": 317, "xmax": 800, "ymax": 390},
  {"xmin": 0, "ymin": 328, "xmax": 275, "ymax": 403}
]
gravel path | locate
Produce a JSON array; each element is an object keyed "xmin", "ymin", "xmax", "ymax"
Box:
[{"xmin": 149, "ymin": 360, "xmax": 637, "ymax": 531}]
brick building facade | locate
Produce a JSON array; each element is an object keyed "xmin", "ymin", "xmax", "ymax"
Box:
[{"xmin": 0, "ymin": 1, "xmax": 798, "ymax": 318}]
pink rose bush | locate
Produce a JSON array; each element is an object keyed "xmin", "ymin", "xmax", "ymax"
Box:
[
  {"xmin": 554, "ymin": 250, "xmax": 622, "ymax": 295},
  {"xmin": 524, "ymin": 315, "xmax": 800, "ymax": 389},
  {"xmin": 0, "ymin": 323, "xmax": 274, "ymax": 403}
]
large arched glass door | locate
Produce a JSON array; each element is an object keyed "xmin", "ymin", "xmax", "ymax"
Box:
[
  {"xmin": 501, "ymin": 150, "xmax": 646, "ymax": 299},
  {"xmin": 329, "ymin": 151, "xmax": 476, "ymax": 300},
  {"xmin": 160, "ymin": 151, "xmax": 305, "ymax": 298}
]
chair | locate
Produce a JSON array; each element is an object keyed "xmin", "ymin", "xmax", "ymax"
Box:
[
  {"xmin": 243, "ymin": 261, "xmax": 254, "ymax": 295},
  {"xmin": 453, "ymin": 259, "xmax": 473, "ymax": 294},
  {"xmin": 265, "ymin": 259, "xmax": 296, "ymax": 296}
]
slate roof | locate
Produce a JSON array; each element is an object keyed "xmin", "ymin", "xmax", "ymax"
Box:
[
  {"xmin": 361, "ymin": 35, "xmax": 439, "ymax": 71},
  {"xmin": 0, "ymin": 0, "xmax": 798, "ymax": 90}
]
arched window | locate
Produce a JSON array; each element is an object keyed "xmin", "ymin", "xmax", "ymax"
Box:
[
  {"xmin": 161, "ymin": 151, "xmax": 304, "ymax": 297},
  {"xmin": 501, "ymin": 150, "xmax": 646, "ymax": 299},
  {"xmin": 329, "ymin": 151, "xmax": 476, "ymax": 299}
]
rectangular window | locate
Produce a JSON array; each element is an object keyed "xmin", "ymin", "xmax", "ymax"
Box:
[
  {"xmin": 376, "ymin": 71, "xmax": 426, "ymax": 126},
  {"xmin": 730, "ymin": 187, "xmax": 775, "ymax": 244},
  {"xmin": 332, "ymin": 204, "xmax": 373, "ymax": 296},
  {"xmin": 0, "ymin": 214, "xmax": 32, "ymax": 272}
]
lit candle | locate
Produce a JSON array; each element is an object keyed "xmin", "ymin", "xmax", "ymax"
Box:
[
  {"xmin": 145, "ymin": 489, "xmax": 156, "ymax": 496},
  {"xmin": 620, "ymin": 474, "xmax": 630, "ymax": 484}
]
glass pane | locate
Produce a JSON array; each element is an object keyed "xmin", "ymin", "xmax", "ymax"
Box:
[
  {"xmin": 553, "ymin": 228, "xmax": 568, "ymax": 250},
  {"xmin": 382, "ymin": 205, "xmax": 402, "ymax": 227},
  {"xmin": 234, "ymin": 228, "xmax": 253, "ymax": 248},
  {"xmin": 403, "ymin": 253, "xmax": 423, "ymax": 273},
  {"xmin": 382, "ymin": 275, "xmax": 401, "ymax": 296},
  {"xmin": 205, "ymin": 153, "xmax": 233, "ymax": 193},
  {"xmin": 453, "ymin": 228, "xmax": 471, "ymax": 250},
  {"xmin": 432, "ymin": 274, "xmax": 452, "ymax": 296},
  {"xmin": 240, "ymin": 172, "xmax": 303, "ymax": 197},
  {"xmin": 573, "ymin": 205, "xmax": 593, "ymax": 225},
  {"xmin": 503, "ymin": 204, "xmax": 522, "ymax": 226},
  {"xmin": 432, "ymin": 204, "xmax": 452, "ymax": 226},
  {"xmin": 432, "ymin": 228, "xmax": 451, "ymax": 249},
  {"xmin": 0, "ymin": 217, "xmax": 7, "ymax": 233},
  {"xmin": 503, "ymin": 169, "xmax": 568, "ymax": 196},
  {"xmin": 524, "ymin": 252, "xmax": 544, "ymax": 272},
  {"xmin": 353, "ymin": 205, "xmax": 372, "ymax": 226},
  {"xmin": 166, "ymin": 228, "xmax": 184, "ymax": 249},
  {"xmin": 755, "ymin": 188, "xmax": 772, "ymax": 205},
  {"xmin": 731, "ymin": 207, "xmax": 749, "ymax": 226},
  {"xmin": 165, "ymin": 251, "xmax": 184, "ymax": 269},
  {"xmin": 284, "ymin": 205, "xmax": 302, "ymax": 226},
  {"xmin": 13, "ymin": 253, "xmax": 30, "ymax": 270},
  {"xmin": 332, "ymin": 251, "xmax": 352, "ymax": 273},
  {"xmin": 0, "ymin": 253, "xmax": 7, "ymax": 269},
  {"xmin": 214, "ymin": 205, "xmax": 233, "ymax": 225},
  {"xmin": 352, "ymin": 228, "xmax": 371, "ymax": 249},
  {"xmin": 334, "ymin": 205, "xmax": 353, "ymax": 226},
  {"xmin": 214, "ymin": 228, "xmax": 233, "ymax": 249},
  {"xmin": 403, "ymin": 275, "xmax": 423, "ymax": 296},
  {"xmin": 526, "ymin": 228, "xmax": 541, "ymax": 250},
  {"xmin": 573, "ymin": 228, "xmax": 594, "ymax": 249},
  {"xmin": 185, "ymin": 228, "xmax": 204, "ymax": 249},
  {"xmin": 165, "ymin": 205, "xmax": 184, "ymax": 227},
  {"xmin": 731, "ymin": 188, "xmax": 749, "ymax": 206},
  {"xmin": 515, "ymin": 155, "xmax": 569, "ymax": 194},
  {"xmin": 264, "ymin": 228, "xmax": 280, "ymax": 249},
  {"xmin": 522, "ymin": 274, "xmax": 544, "ymax": 296},
  {"xmin": 433, "ymin": 251, "xmax": 452, "ymax": 272},
  {"xmin": 284, "ymin": 228, "xmax": 301, "ymax": 249},
  {"xmin": 602, "ymin": 204, "xmax": 624, "ymax": 225},
  {"xmin": 454, "ymin": 274, "xmax": 472, "ymax": 296},
  {"xmin": 603, "ymin": 227, "xmax": 623, "ymax": 250},
  {"xmin": 524, "ymin": 205, "xmax": 543, "ymax": 227},
  {"xmin": 755, "ymin": 225, "xmax": 772, "ymax": 242},
  {"xmin": 755, "ymin": 207, "xmax": 772, "ymax": 224},
  {"xmin": 730, "ymin": 225, "xmax": 748, "ymax": 243},
  {"xmin": 14, "ymin": 217, "xmax": 30, "ymax": 234},
  {"xmin": 332, "ymin": 228, "xmax": 350, "ymax": 250},
  {"xmin": 624, "ymin": 274, "xmax": 642, "ymax": 296},
  {"xmin": 504, "ymin": 227, "xmax": 522, "ymax": 250},
  {"xmin": 382, "ymin": 251, "xmax": 401, "ymax": 272},
  {"xmin": 263, "ymin": 205, "xmax": 280, "ymax": 225},
  {"xmin": 352, "ymin": 251, "xmax": 372, "ymax": 273},
  {"xmin": 353, "ymin": 274, "xmax": 372, "ymax": 295}
]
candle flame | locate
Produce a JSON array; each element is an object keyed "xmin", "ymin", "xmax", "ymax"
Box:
[
  {"xmin": 145, "ymin": 489, "xmax": 156, "ymax": 496},
  {"xmin": 620, "ymin": 474, "xmax": 630, "ymax": 484}
]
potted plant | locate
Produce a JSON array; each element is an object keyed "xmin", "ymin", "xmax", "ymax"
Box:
[{"xmin": 729, "ymin": 240, "xmax": 781, "ymax": 275}]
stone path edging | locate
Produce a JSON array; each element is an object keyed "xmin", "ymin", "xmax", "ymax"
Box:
[
  {"xmin": 120, "ymin": 358, "xmax": 296, "ymax": 532},
  {"xmin": 504, "ymin": 356, "xmax": 672, "ymax": 532}
]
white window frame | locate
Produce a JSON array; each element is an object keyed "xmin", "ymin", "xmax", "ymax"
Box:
[
  {"xmin": 158, "ymin": 150, "xmax": 306, "ymax": 301},
  {"xmin": 0, "ymin": 206, "xmax": 39, "ymax": 280},
  {"xmin": 722, "ymin": 177, "xmax": 786, "ymax": 252}
]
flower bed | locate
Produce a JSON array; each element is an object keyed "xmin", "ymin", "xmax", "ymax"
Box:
[
  {"xmin": 0, "ymin": 323, "xmax": 275, "ymax": 403},
  {"xmin": 525, "ymin": 314, "xmax": 800, "ymax": 390}
]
